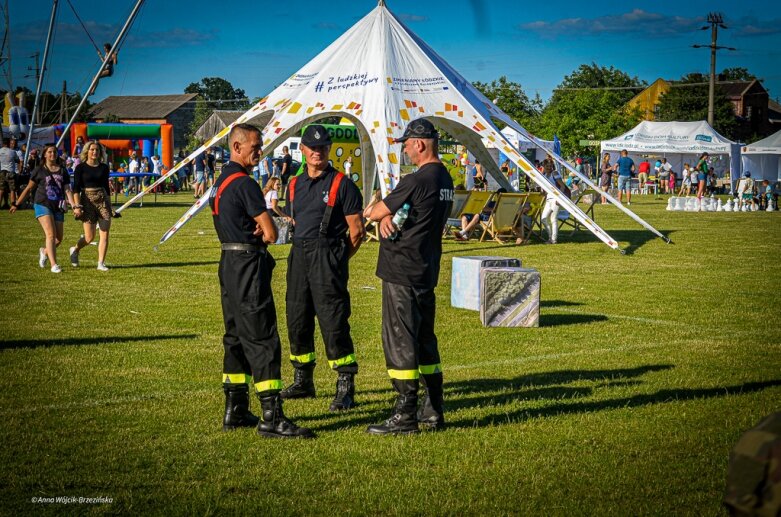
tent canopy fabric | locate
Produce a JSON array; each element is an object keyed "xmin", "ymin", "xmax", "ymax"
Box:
[
  {"xmin": 237, "ymin": 2, "xmax": 620, "ymax": 248},
  {"xmin": 742, "ymin": 129, "xmax": 781, "ymax": 154},
  {"xmin": 138, "ymin": 1, "xmax": 622, "ymax": 250},
  {"xmin": 601, "ymin": 120, "xmax": 742, "ymax": 185},
  {"xmin": 741, "ymin": 129, "xmax": 781, "ymax": 181}
]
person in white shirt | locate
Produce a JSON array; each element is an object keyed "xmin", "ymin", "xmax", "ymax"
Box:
[{"xmin": 127, "ymin": 152, "xmax": 139, "ymax": 194}]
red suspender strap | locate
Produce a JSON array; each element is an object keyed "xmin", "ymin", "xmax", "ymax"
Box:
[
  {"xmin": 211, "ymin": 172, "xmax": 247, "ymax": 215},
  {"xmin": 288, "ymin": 176, "xmax": 298, "ymax": 219},
  {"xmin": 327, "ymin": 173, "xmax": 345, "ymax": 207},
  {"xmin": 319, "ymin": 172, "xmax": 346, "ymax": 236}
]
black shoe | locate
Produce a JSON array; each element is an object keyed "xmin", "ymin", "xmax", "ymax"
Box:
[
  {"xmin": 329, "ymin": 373, "xmax": 355, "ymax": 412},
  {"xmin": 280, "ymin": 367, "xmax": 316, "ymax": 400},
  {"xmin": 222, "ymin": 384, "xmax": 260, "ymax": 431},
  {"xmin": 257, "ymin": 395, "xmax": 315, "ymax": 439},
  {"xmin": 367, "ymin": 393, "xmax": 420, "ymax": 435}
]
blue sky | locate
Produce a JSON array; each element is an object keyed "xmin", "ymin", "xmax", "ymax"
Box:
[{"xmin": 7, "ymin": 0, "xmax": 781, "ymax": 108}]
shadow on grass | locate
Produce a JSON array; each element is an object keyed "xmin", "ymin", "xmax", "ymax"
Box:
[
  {"xmin": 304, "ymin": 365, "xmax": 675, "ymax": 432},
  {"xmin": 540, "ymin": 300, "xmax": 583, "ymax": 308},
  {"xmin": 609, "ymin": 229, "xmax": 675, "ymax": 255},
  {"xmin": 448, "ymin": 378, "xmax": 781, "ymax": 429},
  {"xmin": 0, "ymin": 334, "xmax": 198, "ymax": 350},
  {"xmin": 540, "ymin": 313, "xmax": 607, "ymax": 326},
  {"xmin": 112, "ymin": 261, "xmax": 218, "ymax": 269}
]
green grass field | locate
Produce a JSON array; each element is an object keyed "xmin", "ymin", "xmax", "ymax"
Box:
[{"xmin": 1, "ymin": 191, "xmax": 779, "ymax": 515}]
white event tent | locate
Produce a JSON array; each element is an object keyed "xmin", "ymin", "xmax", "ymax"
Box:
[
  {"xmin": 122, "ymin": 0, "xmax": 628, "ymax": 250},
  {"xmin": 741, "ymin": 130, "xmax": 781, "ymax": 182},
  {"xmin": 499, "ymin": 127, "xmax": 554, "ymax": 161},
  {"xmin": 601, "ymin": 121, "xmax": 742, "ymax": 187}
]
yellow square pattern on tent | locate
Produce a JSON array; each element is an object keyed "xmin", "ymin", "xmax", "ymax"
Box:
[
  {"xmin": 386, "ymin": 77, "xmax": 393, "ymax": 84},
  {"xmin": 332, "ymin": 104, "xmax": 343, "ymax": 110},
  {"xmin": 288, "ymin": 102, "xmax": 302, "ymax": 114},
  {"xmin": 388, "ymin": 153, "xmax": 398, "ymax": 164},
  {"xmin": 306, "ymin": 107, "xmax": 314, "ymax": 114},
  {"xmin": 399, "ymin": 109, "xmax": 410, "ymax": 121},
  {"xmin": 374, "ymin": 121, "xmax": 380, "ymax": 127}
]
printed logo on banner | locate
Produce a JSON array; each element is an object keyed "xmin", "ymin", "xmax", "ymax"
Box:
[
  {"xmin": 388, "ymin": 76, "xmax": 450, "ymax": 93},
  {"xmin": 695, "ymin": 134, "xmax": 713, "ymax": 142},
  {"xmin": 283, "ymin": 73, "xmax": 317, "ymax": 88},
  {"xmin": 624, "ymin": 134, "xmax": 634, "ymax": 140}
]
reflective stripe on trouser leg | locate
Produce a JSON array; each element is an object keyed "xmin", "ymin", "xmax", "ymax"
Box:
[
  {"xmin": 255, "ymin": 379, "xmax": 284, "ymax": 396},
  {"xmin": 286, "ymin": 245, "xmax": 317, "ymax": 368},
  {"xmin": 219, "ymin": 250, "xmax": 282, "ymax": 388},
  {"xmin": 222, "ymin": 373, "xmax": 252, "ymax": 384},
  {"xmin": 329, "ymin": 353, "xmax": 357, "ymax": 370}
]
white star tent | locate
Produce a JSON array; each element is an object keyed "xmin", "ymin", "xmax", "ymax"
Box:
[{"xmin": 121, "ymin": 0, "xmax": 627, "ymax": 251}]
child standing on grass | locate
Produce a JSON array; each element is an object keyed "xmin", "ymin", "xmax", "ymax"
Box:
[{"xmin": 668, "ymin": 171, "xmax": 676, "ymax": 195}]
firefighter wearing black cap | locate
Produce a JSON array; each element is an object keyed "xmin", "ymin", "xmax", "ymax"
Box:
[
  {"xmin": 364, "ymin": 118, "xmax": 453, "ymax": 434},
  {"xmin": 211, "ymin": 123, "xmax": 313, "ymax": 439},
  {"xmin": 280, "ymin": 124, "xmax": 365, "ymax": 411}
]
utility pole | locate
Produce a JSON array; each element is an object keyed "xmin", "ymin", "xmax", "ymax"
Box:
[
  {"xmin": 0, "ymin": 0, "xmax": 11, "ymax": 92},
  {"xmin": 692, "ymin": 12, "xmax": 736, "ymax": 126},
  {"xmin": 59, "ymin": 80, "xmax": 67, "ymax": 123},
  {"xmin": 26, "ymin": 52, "xmax": 41, "ymax": 124}
]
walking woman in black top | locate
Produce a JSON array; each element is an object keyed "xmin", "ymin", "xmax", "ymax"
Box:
[
  {"xmin": 9, "ymin": 144, "xmax": 75, "ymax": 273},
  {"xmin": 69, "ymin": 141, "xmax": 113, "ymax": 271}
]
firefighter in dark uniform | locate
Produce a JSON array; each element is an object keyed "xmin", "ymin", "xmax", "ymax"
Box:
[
  {"xmin": 364, "ymin": 118, "xmax": 453, "ymax": 434},
  {"xmin": 280, "ymin": 124, "xmax": 365, "ymax": 411},
  {"xmin": 211, "ymin": 123, "xmax": 313, "ymax": 439}
]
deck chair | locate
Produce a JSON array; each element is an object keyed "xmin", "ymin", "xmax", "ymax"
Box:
[
  {"xmin": 446, "ymin": 190, "xmax": 493, "ymax": 239},
  {"xmin": 517, "ymin": 192, "xmax": 546, "ymax": 244},
  {"xmin": 365, "ymin": 219, "xmax": 380, "ymax": 242},
  {"xmin": 558, "ymin": 188, "xmax": 597, "ymax": 233},
  {"xmin": 479, "ymin": 192, "xmax": 527, "ymax": 243},
  {"xmin": 444, "ymin": 190, "xmax": 470, "ymax": 234}
]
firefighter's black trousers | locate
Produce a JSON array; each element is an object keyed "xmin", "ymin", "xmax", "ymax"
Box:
[
  {"xmin": 219, "ymin": 248, "xmax": 282, "ymax": 394},
  {"xmin": 381, "ymin": 280, "xmax": 442, "ymax": 394},
  {"xmin": 286, "ymin": 237, "xmax": 358, "ymax": 373}
]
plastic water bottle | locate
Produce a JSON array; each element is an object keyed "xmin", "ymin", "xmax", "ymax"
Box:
[{"xmin": 389, "ymin": 203, "xmax": 410, "ymax": 241}]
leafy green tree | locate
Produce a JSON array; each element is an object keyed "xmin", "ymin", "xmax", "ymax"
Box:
[
  {"xmin": 472, "ymin": 76, "xmax": 538, "ymax": 129},
  {"xmin": 535, "ymin": 63, "xmax": 645, "ymax": 155},
  {"xmin": 184, "ymin": 77, "xmax": 248, "ymax": 110},
  {"xmin": 656, "ymin": 73, "xmax": 737, "ymax": 140},
  {"xmin": 719, "ymin": 67, "xmax": 756, "ymax": 81},
  {"xmin": 183, "ymin": 77, "xmax": 249, "ymax": 149},
  {"xmin": 186, "ymin": 96, "xmax": 212, "ymax": 150}
]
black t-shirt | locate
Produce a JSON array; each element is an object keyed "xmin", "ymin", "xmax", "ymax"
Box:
[
  {"xmin": 31, "ymin": 165, "xmax": 70, "ymax": 213},
  {"xmin": 209, "ymin": 161, "xmax": 267, "ymax": 244},
  {"xmin": 283, "ymin": 165, "xmax": 362, "ymax": 240},
  {"xmin": 282, "ymin": 154, "xmax": 293, "ymax": 176},
  {"xmin": 376, "ymin": 162, "xmax": 454, "ymax": 289},
  {"xmin": 73, "ymin": 162, "xmax": 110, "ymax": 193}
]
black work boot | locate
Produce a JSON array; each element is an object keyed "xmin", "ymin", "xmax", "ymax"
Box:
[
  {"xmin": 329, "ymin": 373, "xmax": 356, "ymax": 412},
  {"xmin": 280, "ymin": 367, "xmax": 316, "ymax": 400},
  {"xmin": 222, "ymin": 383, "xmax": 260, "ymax": 431},
  {"xmin": 367, "ymin": 380, "xmax": 420, "ymax": 435},
  {"xmin": 418, "ymin": 373, "xmax": 445, "ymax": 430},
  {"xmin": 256, "ymin": 394, "xmax": 315, "ymax": 439}
]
